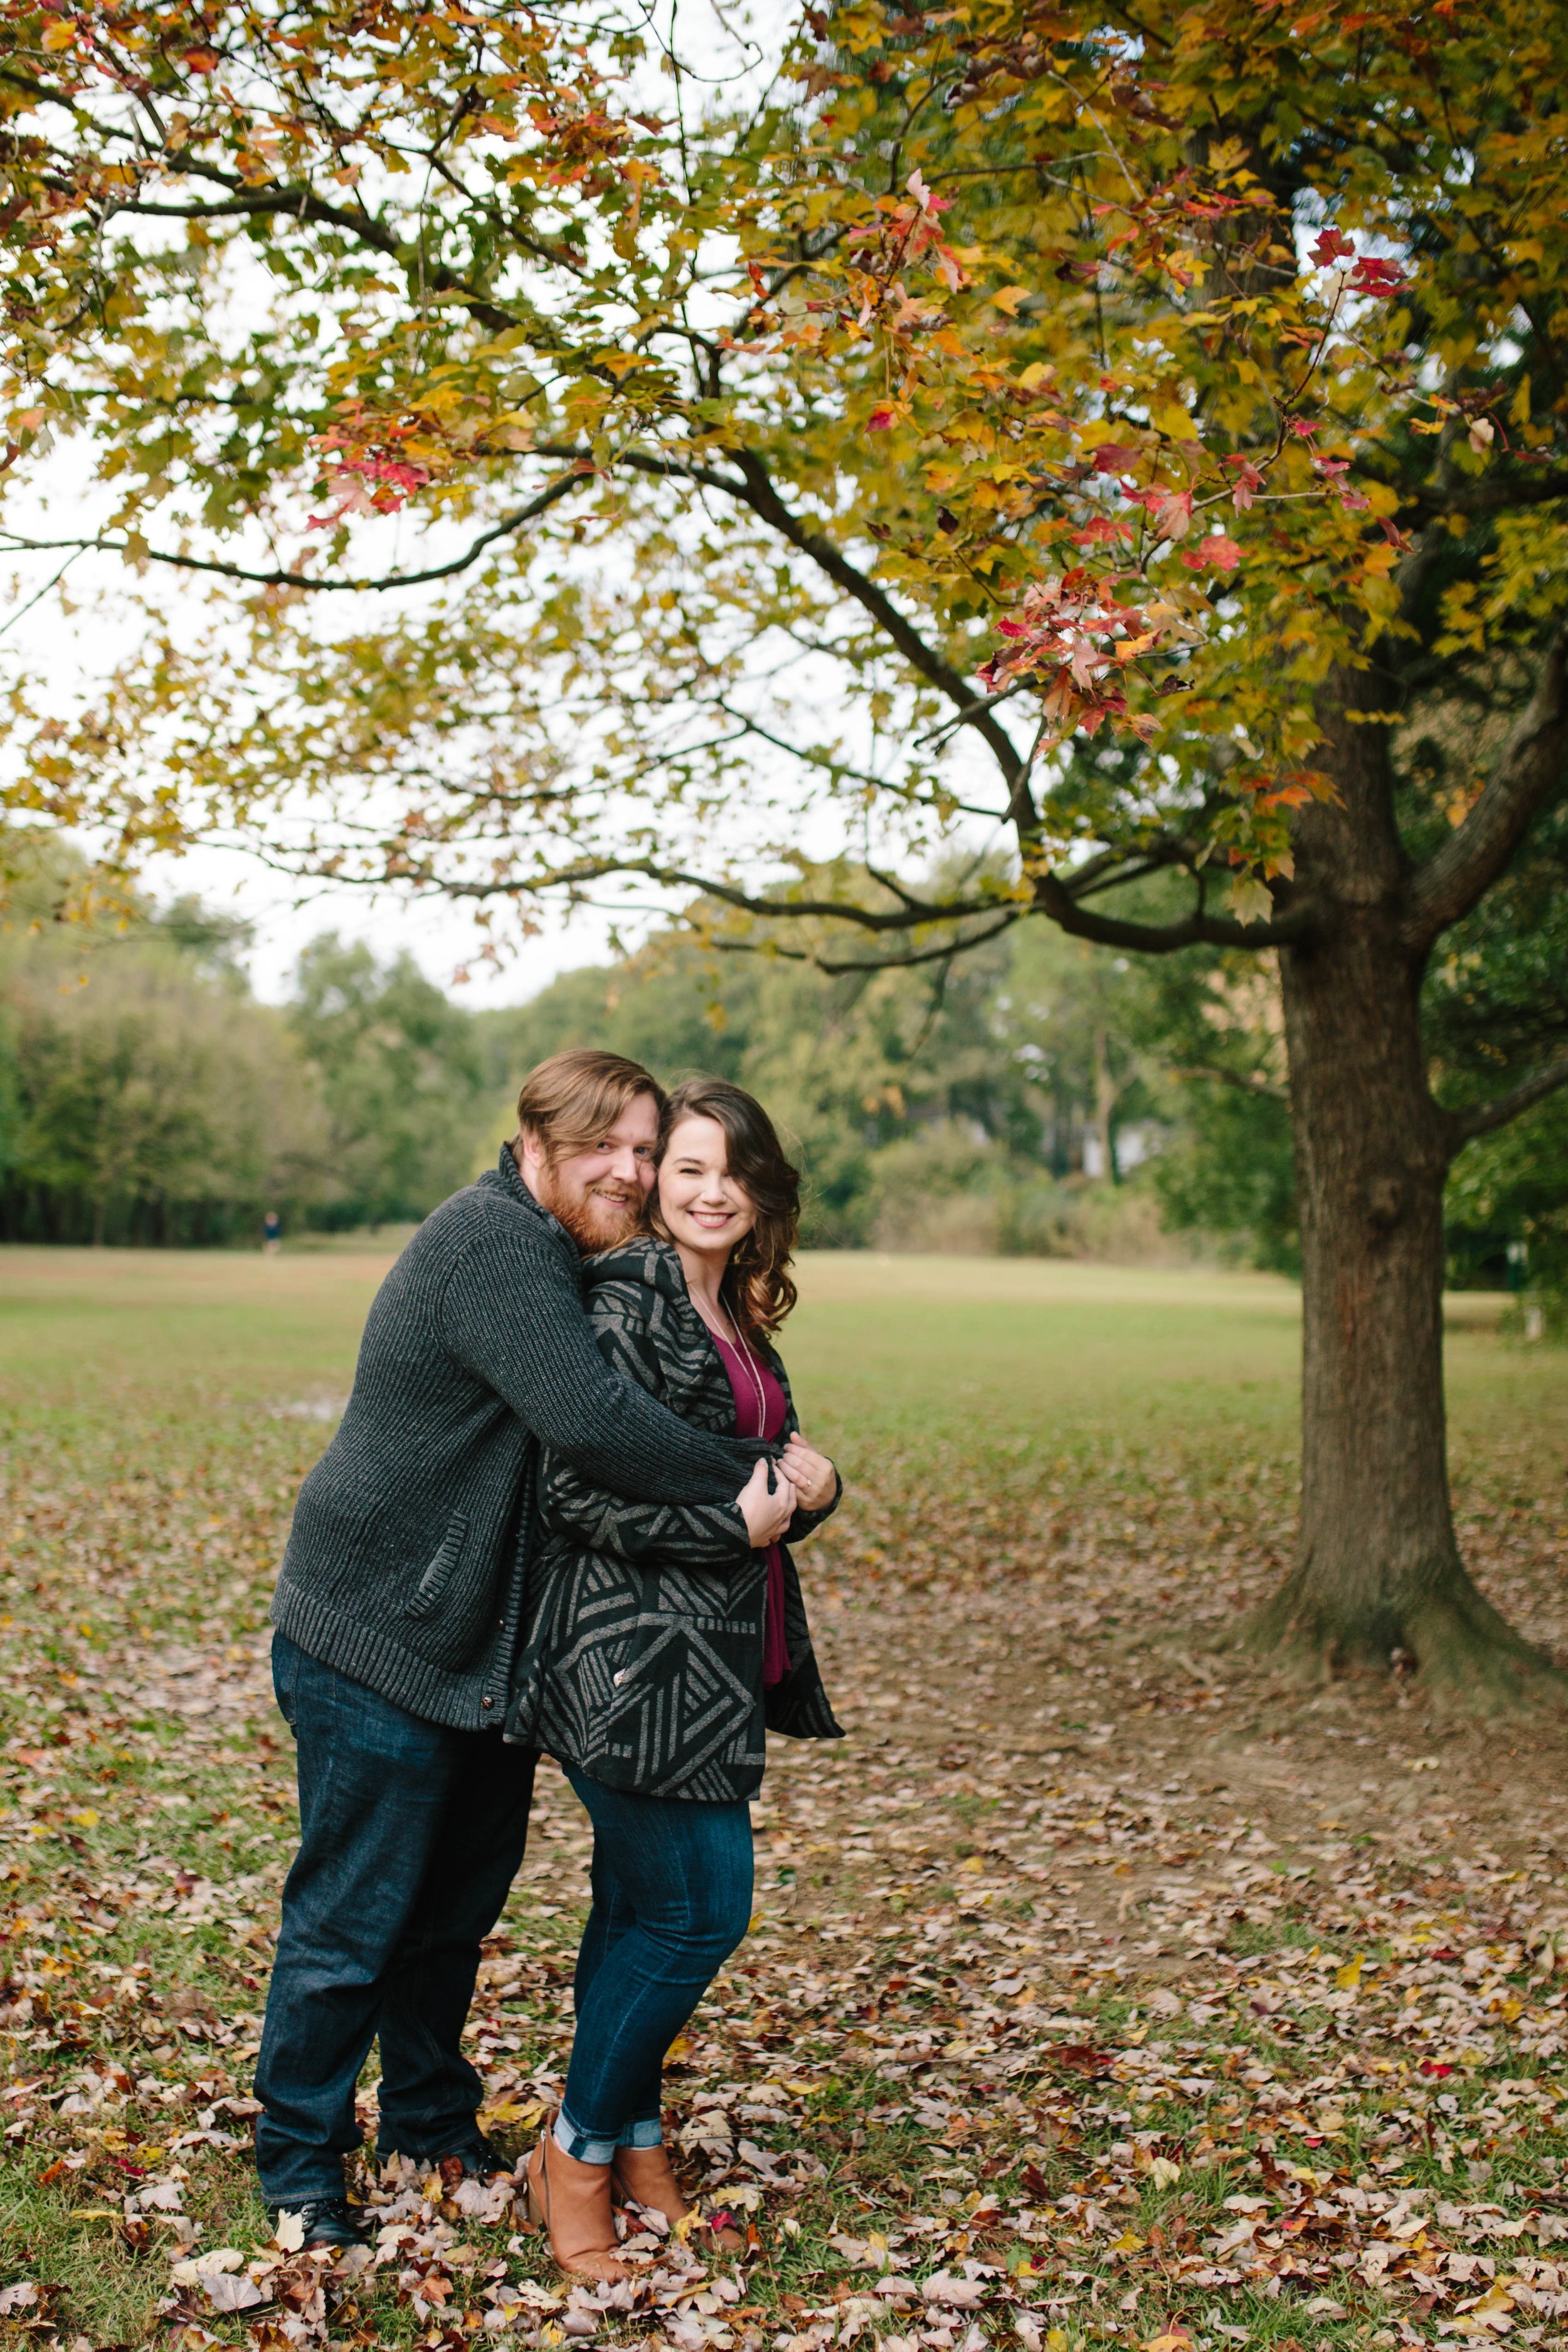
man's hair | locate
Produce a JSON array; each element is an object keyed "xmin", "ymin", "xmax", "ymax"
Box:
[{"xmin": 514, "ymin": 1048, "xmax": 663, "ymax": 1164}]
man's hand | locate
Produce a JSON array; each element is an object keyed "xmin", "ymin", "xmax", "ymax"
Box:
[
  {"xmin": 738, "ymin": 1456, "xmax": 797, "ymax": 1548},
  {"xmin": 779, "ymin": 1434, "xmax": 837, "ymax": 1513}
]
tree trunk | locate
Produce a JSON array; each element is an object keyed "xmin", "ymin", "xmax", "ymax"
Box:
[
  {"xmin": 1245, "ymin": 681, "xmax": 1560, "ymax": 1705},
  {"xmin": 1091, "ymin": 1026, "xmax": 1120, "ymax": 1184}
]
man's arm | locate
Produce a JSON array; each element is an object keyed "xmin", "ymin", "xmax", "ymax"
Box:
[{"xmin": 438, "ymin": 1222, "xmax": 762, "ymax": 1507}]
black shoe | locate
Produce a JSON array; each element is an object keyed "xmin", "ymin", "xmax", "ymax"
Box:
[
  {"xmin": 268, "ymin": 2196, "xmax": 371, "ymax": 2250},
  {"xmin": 383, "ymin": 2134, "xmax": 513, "ymax": 2186}
]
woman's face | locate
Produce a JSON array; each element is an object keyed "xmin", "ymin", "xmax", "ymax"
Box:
[{"xmin": 657, "ymin": 1115, "xmax": 759, "ymax": 1263}]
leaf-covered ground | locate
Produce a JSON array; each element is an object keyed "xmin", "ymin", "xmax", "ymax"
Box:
[{"xmin": 3, "ymin": 1249, "xmax": 1568, "ymax": 2352}]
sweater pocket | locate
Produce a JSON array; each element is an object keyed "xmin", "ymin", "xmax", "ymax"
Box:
[
  {"xmin": 406, "ymin": 1514, "xmax": 470, "ymax": 1621},
  {"xmin": 402, "ymin": 1513, "xmax": 494, "ymax": 1669}
]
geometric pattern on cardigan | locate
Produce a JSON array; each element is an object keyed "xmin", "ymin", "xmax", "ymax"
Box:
[{"xmin": 507, "ymin": 1234, "xmax": 843, "ymax": 1802}]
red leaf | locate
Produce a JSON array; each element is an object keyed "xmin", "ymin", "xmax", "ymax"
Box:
[
  {"xmin": 1178, "ymin": 531, "xmax": 1241, "ymax": 573},
  {"xmin": 1152, "ymin": 487, "xmax": 1193, "ymax": 541},
  {"xmin": 1225, "ymin": 457, "xmax": 1264, "ymax": 511},
  {"xmin": 1052, "ymin": 2043, "xmax": 1111, "ymax": 2075},
  {"xmin": 183, "ymin": 45, "xmax": 220, "ymax": 70},
  {"xmin": 1348, "ymin": 255, "xmax": 1406, "ymax": 298},
  {"xmin": 1311, "ymin": 226, "xmax": 1355, "ymax": 266},
  {"xmin": 867, "ymin": 406, "xmax": 895, "ymax": 432}
]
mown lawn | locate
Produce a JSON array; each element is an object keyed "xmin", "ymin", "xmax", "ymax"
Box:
[{"xmin": 3, "ymin": 1244, "xmax": 1567, "ymax": 2352}]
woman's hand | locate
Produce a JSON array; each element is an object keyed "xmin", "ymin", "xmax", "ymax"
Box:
[
  {"xmin": 779, "ymin": 1434, "xmax": 837, "ymax": 1513},
  {"xmin": 738, "ymin": 1456, "xmax": 797, "ymax": 1548}
]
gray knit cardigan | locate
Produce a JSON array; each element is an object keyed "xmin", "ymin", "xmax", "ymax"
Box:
[
  {"xmin": 269, "ymin": 1149, "xmax": 761, "ymax": 1729},
  {"xmin": 507, "ymin": 1236, "xmax": 844, "ymax": 1801}
]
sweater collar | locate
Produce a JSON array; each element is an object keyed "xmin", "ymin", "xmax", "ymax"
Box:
[{"xmin": 484, "ymin": 1143, "xmax": 575, "ymax": 1248}]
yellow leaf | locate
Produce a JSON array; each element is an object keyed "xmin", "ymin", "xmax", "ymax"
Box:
[
  {"xmin": 41, "ymin": 19, "xmax": 75, "ymax": 46},
  {"xmin": 68, "ymin": 1807, "xmax": 99, "ymax": 1828},
  {"xmin": 957, "ymin": 1853, "xmax": 986, "ymax": 1873},
  {"xmin": 1228, "ymin": 876, "xmax": 1274, "ymax": 928},
  {"xmin": 1336, "ymin": 1956, "xmax": 1365, "ymax": 1991},
  {"xmin": 990, "ymin": 285, "xmax": 1030, "ymax": 317},
  {"xmin": 1153, "ymin": 402, "xmax": 1199, "ymax": 442},
  {"xmin": 479, "ymin": 2097, "xmax": 545, "ymax": 2131},
  {"xmin": 1109, "ymin": 2230, "xmax": 1145, "ymax": 2255}
]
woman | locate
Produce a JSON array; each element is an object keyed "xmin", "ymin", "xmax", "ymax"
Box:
[{"xmin": 507, "ymin": 1077, "xmax": 842, "ymax": 2280}]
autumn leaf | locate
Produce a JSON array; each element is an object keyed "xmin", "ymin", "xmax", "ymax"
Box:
[
  {"xmin": 1227, "ymin": 876, "xmax": 1274, "ymax": 926},
  {"xmin": 1311, "ymin": 226, "xmax": 1355, "ymax": 266},
  {"xmin": 1179, "ymin": 532, "xmax": 1241, "ymax": 572}
]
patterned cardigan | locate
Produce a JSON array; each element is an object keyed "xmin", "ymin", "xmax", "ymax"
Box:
[{"xmin": 506, "ymin": 1236, "xmax": 843, "ymax": 1801}]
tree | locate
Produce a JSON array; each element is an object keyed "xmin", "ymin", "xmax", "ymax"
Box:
[
  {"xmin": 287, "ymin": 935, "xmax": 492, "ymax": 1226},
  {"xmin": 0, "ymin": 843, "xmax": 329, "ymax": 1241},
  {"xmin": 4, "ymin": 0, "xmax": 1568, "ymax": 1697}
]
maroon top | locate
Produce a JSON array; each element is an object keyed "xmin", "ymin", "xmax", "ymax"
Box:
[{"xmin": 711, "ymin": 1327, "xmax": 790, "ymax": 1688}]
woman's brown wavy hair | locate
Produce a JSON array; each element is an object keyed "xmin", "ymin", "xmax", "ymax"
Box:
[{"xmin": 654, "ymin": 1078, "xmax": 800, "ymax": 1339}]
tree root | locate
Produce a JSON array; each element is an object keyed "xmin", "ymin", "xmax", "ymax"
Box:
[{"xmin": 1235, "ymin": 1557, "xmax": 1568, "ymax": 1715}]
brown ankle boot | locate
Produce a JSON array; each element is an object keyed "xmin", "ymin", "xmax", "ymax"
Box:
[
  {"xmin": 612, "ymin": 2144, "xmax": 746, "ymax": 2255},
  {"xmin": 525, "ymin": 2133, "xmax": 630, "ymax": 2284}
]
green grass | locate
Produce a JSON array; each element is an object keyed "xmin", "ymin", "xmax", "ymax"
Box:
[{"xmin": 2, "ymin": 1241, "xmax": 1554, "ymax": 1471}]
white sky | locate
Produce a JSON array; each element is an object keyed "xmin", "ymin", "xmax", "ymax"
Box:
[{"xmin": 161, "ymin": 837, "xmax": 621, "ymax": 1005}]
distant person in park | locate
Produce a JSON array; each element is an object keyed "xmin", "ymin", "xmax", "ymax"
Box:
[
  {"xmin": 509, "ymin": 1077, "xmax": 842, "ymax": 2281},
  {"xmin": 255, "ymin": 1049, "xmax": 805, "ymax": 2250},
  {"xmin": 262, "ymin": 1207, "xmax": 282, "ymax": 1255}
]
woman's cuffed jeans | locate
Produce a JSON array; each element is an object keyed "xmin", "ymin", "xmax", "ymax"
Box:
[
  {"xmin": 554, "ymin": 1765, "xmax": 753, "ymax": 2164},
  {"xmin": 254, "ymin": 1633, "xmax": 537, "ymax": 2206}
]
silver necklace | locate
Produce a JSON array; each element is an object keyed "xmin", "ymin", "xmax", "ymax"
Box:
[{"xmin": 706, "ymin": 1295, "xmax": 767, "ymax": 1434}]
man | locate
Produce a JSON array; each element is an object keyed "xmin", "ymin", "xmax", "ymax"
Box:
[{"xmin": 255, "ymin": 1048, "xmax": 797, "ymax": 2246}]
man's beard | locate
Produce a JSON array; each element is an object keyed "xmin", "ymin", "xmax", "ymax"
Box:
[{"xmin": 536, "ymin": 1165, "xmax": 644, "ymax": 1255}]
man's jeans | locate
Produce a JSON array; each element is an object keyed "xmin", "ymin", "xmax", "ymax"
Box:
[
  {"xmin": 554, "ymin": 1765, "xmax": 753, "ymax": 2164},
  {"xmin": 255, "ymin": 1633, "xmax": 538, "ymax": 2206}
]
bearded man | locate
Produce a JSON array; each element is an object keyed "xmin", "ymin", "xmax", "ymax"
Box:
[{"xmin": 254, "ymin": 1050, "xmax": 795, "ymax": 2245}]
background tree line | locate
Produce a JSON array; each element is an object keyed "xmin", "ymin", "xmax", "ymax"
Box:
[{"xmin": 3, "ymin": 833, "xmax": 1560, "ymax": 1306}]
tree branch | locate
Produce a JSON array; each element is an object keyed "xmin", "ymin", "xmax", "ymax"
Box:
[
  {"xmin": 1172, "ymin": 1062, "xmax": 1290, "ymax": 1103},
  {"xmin": 1445, "ymin": 1053, "xmax": 1568, "ymax": 1147},
  {"xmin": 415, "ymin": 852, "xmax": 1015, "ymax": 933},
  {"xmin": 1404, "ymin": 623, "xmax": 1568, "ymax": 950},
  {"xmin": 1032, "ymin": 869, "xmax": 1317, "ymax": 953},
  {"xmin": 0, "ymin": 471, "xmax": 585, "ymax": 593},
  {"xmin": 716, "ymin": 913, "xmax": 1022, "ymax": 973}
]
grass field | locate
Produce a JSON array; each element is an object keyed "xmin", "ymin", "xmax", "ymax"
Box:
[{"xmin": 3, "ymin": 1244, "xmax": 1568, "ymax": 2352}]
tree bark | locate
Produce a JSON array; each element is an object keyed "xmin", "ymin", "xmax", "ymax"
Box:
[
  {"xmin": 1091, "ymin": 1026, "xmax": 1120, "ymax": 1185},
  {"xmin": 1244, "ymin": 680, "xmax": 1562, "ymax": 1703}
]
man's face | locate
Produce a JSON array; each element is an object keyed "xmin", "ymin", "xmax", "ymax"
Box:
[{"xmin": 518, "ymin": 1093, "xmax": 659, "ymax": 1252}]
